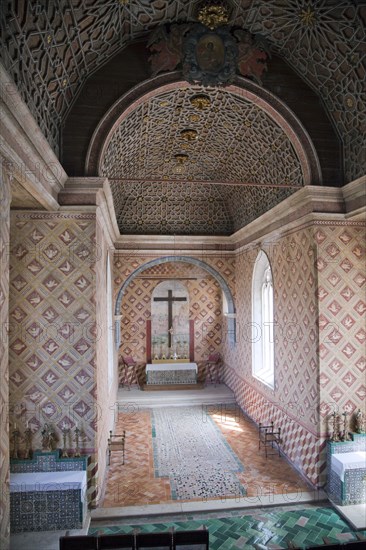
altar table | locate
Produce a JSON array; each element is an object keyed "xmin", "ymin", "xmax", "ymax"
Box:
[{"xmin": 146, "ymin": 362, "xmax": 197, "ymax": 385}]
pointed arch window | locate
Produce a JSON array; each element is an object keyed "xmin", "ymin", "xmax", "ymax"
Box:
[{"xmin": 252, "ymin": 251, "xmax": 274, "ymax": 388}]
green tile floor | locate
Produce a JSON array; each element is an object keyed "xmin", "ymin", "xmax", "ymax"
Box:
[{"xmin": 89, "ymin": 504, "xmax": 366, "ymax": 549}]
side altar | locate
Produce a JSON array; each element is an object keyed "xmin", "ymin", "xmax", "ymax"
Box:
[{"xmin": 146, "ymin": 360, "xmax": 197, "ymax": 385}]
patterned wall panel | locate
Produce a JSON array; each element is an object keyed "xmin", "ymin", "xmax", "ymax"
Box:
[
  {"xmin": 223, "ymin": 226, "xmax": 323, "ymax": 486},
  {"xmin": 0, "ymin": 169, "xmax": 11, "ymax": 549},
  {"xmin": 114, "ymin": 254, "xmax": 236, "ymax": 364},
  {"xmin": 9, "ymin": 212, "xmax": 98, "ymax": 458},
  {"xmin": 315, "ymin": 222, "xmax": 366, "ymax": 435},
  {"xmin": 93, "ymin": 216, "xmax": 116, "ymax": 505},
  {"xmin": 1, "ymin": 1, "xmax": 364, "ymax": 180}
]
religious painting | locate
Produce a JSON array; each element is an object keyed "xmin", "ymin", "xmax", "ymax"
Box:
[
  {"xmin": 183, "ymin": 23, "xmax": 238, "ymax": 87},
  {"xmin": 196, "ymin": 33, "xmax": 225, "ymax": 73},
  {"xmin": 151, "ymin": 281, "xmax": 189, "ymax": 361}
]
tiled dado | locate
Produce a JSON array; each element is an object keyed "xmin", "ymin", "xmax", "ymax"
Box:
[
  {"xmin": 10, "ymin": 450, "xmax": 88, "ymax": 473},
  {"xmin": 326, "ymin": 434, "xmax": 366, "ymax": 506},
  {"xmin": 10, "ymin": 450, "xmax": 89, "ymax": 533},
  {"xmin": 10, "ymin": 488, "xmax": 84, "ymax": 533}
]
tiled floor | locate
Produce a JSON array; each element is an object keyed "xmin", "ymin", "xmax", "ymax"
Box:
[
  {"xmin": 90, "ymin": 504, "xmax": 366, "ymax": 549},
  {"xmin": 101, "ymin": 400, "xmax": 311, "ymax": 508}
]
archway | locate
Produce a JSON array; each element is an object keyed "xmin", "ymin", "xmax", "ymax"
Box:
[{"xmin": 114, "ymin": 255, "xmax": 236, "ymax": 348}]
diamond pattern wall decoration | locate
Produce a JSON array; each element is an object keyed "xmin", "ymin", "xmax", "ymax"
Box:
[
  {"xmin": 114, "ymin": 255, "xmax": 235, "ymax": 364},
  {"xmin": 9, "ymin": 213, "xmax": 98, "ymax": 454}
]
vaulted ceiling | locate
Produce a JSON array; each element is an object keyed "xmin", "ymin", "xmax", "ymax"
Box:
[{"xmin": 1, "ymin": 0, "xmax": 365, "ymax": 236}]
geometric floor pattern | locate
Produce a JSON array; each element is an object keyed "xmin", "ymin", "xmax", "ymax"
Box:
[
  {"xmin": 151, "ymin": 406, "xmax": 245, "ymax": 500},
  {"xmin": 101, "ymin": 403, "xmax": 311, "ymax": 507},
  {"xmin": 89, "ymin": 505, "xmax": 366, "ymax": 549}
]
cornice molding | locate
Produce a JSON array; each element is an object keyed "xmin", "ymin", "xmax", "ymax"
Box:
[
  {"xmin": 59, "ymin": 177, "xmax": 119, "ymax": 245},
  {"xmin": 0, "ymin": 62, "xmax": 66, "ymax": 209},
  {"xmin": 113, "ymin": 184, "xmax": 366, "ymax": 253}
]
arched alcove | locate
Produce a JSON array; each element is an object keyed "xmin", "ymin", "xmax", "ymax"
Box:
[{"xmin": 114, "ymin": 256, "xmax": 236, "ymax": 349}]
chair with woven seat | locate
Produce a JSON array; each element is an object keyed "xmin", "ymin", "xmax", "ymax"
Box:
[
  {"xmin": 107, "ymin": 429, "xmax": 126, "ymax": 465},
  {"xmin": 118, "ymin": 355, "xmax": 140, "ymax": 389},
  {"xmin": 204, "ymin": 352, "xmax": 222, "ymax": 386}
]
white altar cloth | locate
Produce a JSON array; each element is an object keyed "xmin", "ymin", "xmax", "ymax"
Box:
[
  {"xmin": 146, "ymin": 362, "xmax": 197, "ymax": 384},
  {"xmin": 10, "ymin": 470, "xmax": 87, "ymax": 492},
  {"xmin": 331, "ymin": 452, "xmax": 366, "ymax": 481}
]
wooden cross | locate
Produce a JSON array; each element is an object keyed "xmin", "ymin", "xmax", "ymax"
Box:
[{"xmin": 154, "ymin": 290, "xmax": 187, "ymax": 348}]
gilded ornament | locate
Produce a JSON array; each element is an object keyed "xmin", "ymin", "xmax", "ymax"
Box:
[
  {"xmin": 197, "ymin": 5, "xmax": 229, "ymax": 30},
  {"xmin": 299, "ymin": 7, "xmax": 316, "ymax": 26},
  {"xmin": 190, "ymin": 94, "xmax": 211, "ymax": 110},
  {"xmin": 175, "ymin": 153, "xmax": 189, "ymax": 164},
  {"xmin": 189, "ymin": 114, "xmax": 201, "ymax": 122},
  {"xmin": 180, "ymin": 129, "xmax": 198, "ymax": 141}
]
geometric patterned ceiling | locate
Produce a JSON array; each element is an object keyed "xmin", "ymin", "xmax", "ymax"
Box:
[
  {"xmin": 100, "ymin": 85, "xmax": 302, "ymax": 235},
  {"xmin": 100, "ymin": 86, "xmax": 304, "ymax": 186},
  {"xmin": 1, "ymin": 1, "xmax": 365, "ymax": 235},
  {"xmin": 1, "ymin": 0, "xmax": 365, "ymax": 183}
]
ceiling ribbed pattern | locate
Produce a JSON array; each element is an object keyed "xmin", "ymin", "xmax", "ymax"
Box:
[
  {"xmin": 100, "ymin": 86, "xmax": 301, "ymax": 235},
  {"xmin": 100, "ymin": 86, "xmax": 303, "ymax": 185},
  {"xmin": 1, "ymin": 0, "xmax": 365, "ymax": 181}
]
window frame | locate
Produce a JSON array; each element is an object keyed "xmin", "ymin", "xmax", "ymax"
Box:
[{"xmin": 252, "ymin": 250, "xmax": 275, "ymax": 389}]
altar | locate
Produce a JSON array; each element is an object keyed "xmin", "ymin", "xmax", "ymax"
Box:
[{"xmin": 146, "ymin": 362, "xmax": 198, "ymax": 385}]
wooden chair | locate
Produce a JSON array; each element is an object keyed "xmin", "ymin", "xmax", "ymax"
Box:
[
  {"xmin": 119, "ymin": 355, "xmax": 140, "ymax": 389},
  {"xmin": 99, "ymin": 532, "xmax": 136, "ymax": 549},
  {"xmin": 204, "ymin": 352, "xmax": 222, "ymax": 386},
  {"xmin": 136, "ymin": 531, "xmax": 174, "ymax": 549},
  {"xmin": 258, "ymin": 422, "xmax": 281, "ymax": 458},
  {"xmin": 174, "ymin": 527, "xmax": 209, "ymax": 549},
  {"xmin": 59, "ymin": 535, "xmax": 98, "ymax": 550},
  {"xmin": 107, "ymin": 429, "xmax": 126, "ymax": 465}
]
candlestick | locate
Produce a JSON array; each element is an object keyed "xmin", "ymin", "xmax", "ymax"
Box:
[
  {"xmin": 61, "ymin": 428, "xmax": 69, "ymax": 458},
  {"xmin": 330, "ymin": 412, "xmax": 340, "ymax": 442},
  {"xmin": 24, "ymin": 427, "xmax": 32, "ymax": 459},
  {"xmin": 11, "ymin": 427, "xmax": 20, "ymax": 459},
  {"xmin": 74, "ymin": 427, "xmax": 81, "ymax": 457}
]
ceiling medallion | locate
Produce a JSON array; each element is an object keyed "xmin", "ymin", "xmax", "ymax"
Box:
[
  {"xmin": 175, "ymin": 153, "xmax": 189, "ymax": 164},
  {"xmin": 197, "ymin": 4, "xmax": 229, "ymax": 30},
  {"xmin": 190, "ymin": 95, "xmax": 211, "ymax": 110},
  {"xmin": 148, "ymin": 19, "xmax": 268, "ymax": 86},
  {"xmin": 180, "ymin": 129, "xmax": 198, "ymax": 141}
]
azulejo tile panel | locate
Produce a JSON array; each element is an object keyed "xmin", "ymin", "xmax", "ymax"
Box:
[
  {"xmin": 9, "ymin": 213, "xmax": 98, "ymax": 456},
  {"xmin": 89, "ymin": 505, "xmax": 366, "ymax": 550}
]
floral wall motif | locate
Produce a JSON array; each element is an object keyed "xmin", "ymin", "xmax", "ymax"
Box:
[
  {"xmin": 315, "ymin": 223, "xmax": 366, "ymax": 435},
  {"xmin": 224, "ymin": 220, "xmax": 366, "ymax": 487},
  {"xmin": 0, "ymin": 170, "xmax": 11, "ymax": 549},
  {"xmin": 114, "ymin": 254, "xmax": 236, "ymax": 364},
  {"xmin": 9, "ymin": 212, "xmax": 100, "ymax": 501},
  {"xmin": 224, "ymin": 226, "xmax": 322, "ymax": 486}
]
